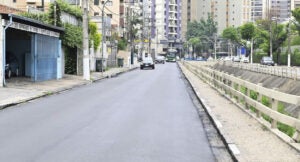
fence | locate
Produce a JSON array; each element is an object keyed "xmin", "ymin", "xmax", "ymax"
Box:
[
  {"xmin": 182, "ymin": 61, "xmax": 300, "ymax": 142},
  {"xmin": 221, "ymin": 61, "xmax": 300, "ymax": 80}
]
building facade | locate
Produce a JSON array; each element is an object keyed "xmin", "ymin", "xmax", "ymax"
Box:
[{"xmin": 152, "ymin": 0, "xmax": 182, "ymax": 55}]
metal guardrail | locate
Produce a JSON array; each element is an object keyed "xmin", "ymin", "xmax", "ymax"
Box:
[
  {"xmin": 221, "ymin": 61, "xmax": 300, "ymax": 80},
  {"xmin": 183, "ymin": 61, "xmax": 300, "ymax": 142}
]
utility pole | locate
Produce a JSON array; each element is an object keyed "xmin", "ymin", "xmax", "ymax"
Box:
[
  {"xmin": 82, "ymin": 0, "xmax": 90, "ymax": 80},
  {"xmin": 287, "ymin": 19, "xmax": 291, "ymax": 67}
]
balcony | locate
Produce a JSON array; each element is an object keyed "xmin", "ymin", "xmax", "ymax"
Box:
[
  {"xmin": 169, "ymin": 16, "xmax": 177, "ymax": 20},
  {"xmin": 26, "ymin": 0, "xmax": 37, "ymax": 3}
]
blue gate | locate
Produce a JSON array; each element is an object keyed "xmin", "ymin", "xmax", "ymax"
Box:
[{"xmin": 32, "ymin": 34, "xmax": 59, "ymax": 81}]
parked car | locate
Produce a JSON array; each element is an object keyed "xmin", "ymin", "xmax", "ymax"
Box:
[
  {"xmin": 240, "ymin": 57, "xmax": 249, "ymax": 63},
  {"xmin": 140, "ymin": 57, "xmax": 155, "ymax": 70},
  {"xmin": 260, "ymin": 56, "xmax": 274, "ymax": 66},
  {"xmin": 196, "ymin": 57, "xmax": 207, "ymax": 61},
  {"xmin": 232, "ymin": 56, "xmax": 240, "ymax": 62},
  {"xmin": 155, "ymin": 56, "xmax": 165, "ymax": 64},
  {"xmin": 223, "ymin": 56, "xmax": 232, "ymax": 61}
]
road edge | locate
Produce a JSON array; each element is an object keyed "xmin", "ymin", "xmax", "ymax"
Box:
[
  {"xmin": 177, "ymin": 62, "xmax": 238, "ymax": 162},
  {"xmin": 0, "ymin": 67, "xmax": 138, "ymax": 110}
]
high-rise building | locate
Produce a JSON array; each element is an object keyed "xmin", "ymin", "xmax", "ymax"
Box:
[
  {"xmin": 293, "ymin": 0, "xmax": 300, "ymax": 9},
  {"xmin": 181, "ymin": 0, "xmax": 205, "ymax": 41},
  {"xmin": 153, "ymin": 0, "xmax": 182, "ymax": 54},
  {"xmin": 267, "ymin": 0, "xmax": 291, "ymax": 22}
]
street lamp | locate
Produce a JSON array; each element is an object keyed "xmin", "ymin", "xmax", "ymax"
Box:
[{"xmin": 101, "ymin": 0, "xmax": 113, "ymax": 74}]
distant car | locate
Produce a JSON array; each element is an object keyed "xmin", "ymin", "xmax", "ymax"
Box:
[
  {"xmin": 196, "ymin": 57, "xmax": 207, "ymax": 61},
  {"xmin": 260, "ymin": 56, "xmax": 274, "ymax": 66},
  {"xmin": 240, "ymin": 57, "xmax": 249, "ymax": 63},
  {"xmin": 232, "ymin": 56, "xmax": 240, "ymax": 62},
  {"xmin": 140, "ymin": 57, "xmax": 155, "ymax": 70},
  {"xmin": 224, "ymin": 56, "xmax": 232, "ymax": 61},
  {"xmin": 155, "ymin": 56, "xmax": 165, "ymax": 64}
]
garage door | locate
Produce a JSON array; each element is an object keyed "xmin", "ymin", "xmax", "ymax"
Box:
[{"xmin": 34, "ymin": 34, "xmax": 59, "ymax": 81}]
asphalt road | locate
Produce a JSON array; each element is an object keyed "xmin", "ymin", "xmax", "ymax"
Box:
[{"xmin": 0, "ymin": 63, "xmax": 215, "ymax": 162}]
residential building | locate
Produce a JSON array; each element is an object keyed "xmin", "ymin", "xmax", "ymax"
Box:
[
  {"xmin": 0, "ymin": 0, "xmax": 53, "ymax": 12},
  {"xmin": 293, "ymin": 0, "xmax": 300, "ymax": 9},
  {"xmin": 267, "ymin": 0, "xmax": 291, "ymax": 22},
  {"xmin": 181, "ymin": 0, "xmax": 204, "ymax": 41},
  {"xmin": 153, "ymin": 0, "xmax": 182, "ymax": 54}
]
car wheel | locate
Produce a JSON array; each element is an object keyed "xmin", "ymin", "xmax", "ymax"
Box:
[
  {"xmin": 140, "ymin": 66, "xmax": 143, "ymax": 70},
  {"xmin": 152, "ymin": 66, "xmax": 155, "ymax": 69}
]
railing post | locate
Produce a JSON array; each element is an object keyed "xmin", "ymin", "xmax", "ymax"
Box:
[
  {"xmin": 271, "ymin": 95, "xmax": 278, "ymax": 129},
  {"xmin": 292, "ymin": 131, "xmax": 300, "ymax": 142},
  {"xmin": 256, "ymin": 83, "xmax": 263, "ymax": 118}
]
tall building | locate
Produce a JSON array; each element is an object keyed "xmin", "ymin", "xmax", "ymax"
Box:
[
  {"xmin": 181, "ymin": 0, "xmax": 204, "ymax": 41},
  {"xmin": 153, "ymin": 0, "xmax": 182, "ymax": 54},
  {"xmin": 267, "ymin": 0, "xmax": 291, "ymax": 22},
  {"xmin": 293, "ymin": 0, "xmax": 300, "ymax": 9}
]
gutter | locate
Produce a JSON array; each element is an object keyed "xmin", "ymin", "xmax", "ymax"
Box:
[{"xmin": 2, "ymin": 14, "xmax": 13, "ymax": 87}]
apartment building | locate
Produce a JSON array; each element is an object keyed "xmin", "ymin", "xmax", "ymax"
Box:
[
  {"xmin": 181, "ymin": 0, "xmax": 205, "ymax": 41},
  {"xmin": 267, "ymin": 0, "xmax": 291, "ymax": 22},
  {"xmin": 0, "ymin": 0, "xmax": 53, "ymax": 12},
  {"xmin": 152, "ymin": 0, "xmax": 182, "ymax": 54},
  {"xmin": 293, "ymin": 0, "xmax": 300, "ymax": 9}
]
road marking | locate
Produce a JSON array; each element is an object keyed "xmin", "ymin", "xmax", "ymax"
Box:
[{"xmin": 228, "ymin": 144, "xmax": 240, "ymax": 155}]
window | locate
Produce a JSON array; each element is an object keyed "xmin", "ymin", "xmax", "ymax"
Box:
[
  {"xmin": 94, "ymin": 0, "xmax": 99, "ymax": 5},
  {"xmin": 13, "ymin": 0, "xmax": 16, "ymax": 2},
  {"xmin": 94, "ymin": 12, "xmax": 99, "ymax": 16}
]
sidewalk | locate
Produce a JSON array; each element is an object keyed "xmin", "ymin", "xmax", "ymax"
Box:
[
  {"xmin": 179, "ymin": 62, "xmax": 300, "ymax": 161},
  {"xmin": 0, "ymin": 66, "xmax": 138, "ymax": 109}
]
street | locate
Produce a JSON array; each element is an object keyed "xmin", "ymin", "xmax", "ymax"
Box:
[{"xmin": 0, "ymin": 63, "xmax": 215, "ymax": 162}]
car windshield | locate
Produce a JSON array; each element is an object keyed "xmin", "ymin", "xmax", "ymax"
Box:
[
  {"xmin": 143, "ymin": 58, "xmax": 153, "ymax": 63},
  {"xmin": 167, "ymin": 53, "xmax": 176, "ymax": 57},
  {"xmin": 264, "ymin": 57, "xmax": 272, "ymax": 61}
]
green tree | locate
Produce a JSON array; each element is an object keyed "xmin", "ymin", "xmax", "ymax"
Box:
[
  {"xmin": 222, "ymin": 27, "xmax": 239, "ymax": 43},
  {"xmin": 240, "ymin": 23, "xmax": 255, "ymax": 41},
  {"xmin": 188, "ymin": 37, "xmax": 201, "ymax": 57}
]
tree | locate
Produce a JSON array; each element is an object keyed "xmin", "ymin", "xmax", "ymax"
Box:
[
  {"xmin": 256, "ymin": 20, "xmax": 287, "ymax": 64},
  {"xmin": 188, "ymin": 37, "xmax": 201, "ymax": 58},
  {"xmin": 222, "ymin": 27, "xmax": 239, "ymax": 43},
  {"xmin": 240, "ymin": 23, "xmax": 255, "ymax": 41},
  {"xmin": 186, "ymin": 14, "xmax": 218, "ymax": 57}
]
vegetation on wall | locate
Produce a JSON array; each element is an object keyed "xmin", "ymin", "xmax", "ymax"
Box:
[
  {"xmin": 61, "ymin": 23, "xmax": 83, "ymax": 48},
  {"xmin": 89, "ymin": 22, "xmax": 101, "ymax": 50},
  {"xmin": 53, "ymin": 0, "xmax": 82, "ymax": 19}
]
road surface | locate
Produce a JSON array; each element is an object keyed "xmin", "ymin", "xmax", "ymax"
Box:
[{"xmin": 0, "ymin": 63, "xmax": 216, "ymax": 162}]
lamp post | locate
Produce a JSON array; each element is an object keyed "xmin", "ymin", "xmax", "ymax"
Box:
[
  {"xmin": 287, "ymin": 19, "xmax": 292, "ymax": 67},
  {"xmin": 101, "ymin": 0, "xmax": 112, "ymax": 75}
]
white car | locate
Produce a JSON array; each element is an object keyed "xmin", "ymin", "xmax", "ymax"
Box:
[
  {"xmin": 241, "ymin": 57, "xmax": 249, "ymax": 63},
  {"xmin": 232, "ymin": 56, "xmax": 240, "ymax": 62}
]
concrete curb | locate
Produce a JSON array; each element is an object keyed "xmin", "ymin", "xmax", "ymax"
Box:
[
  {"xmin": 0, "ymin": 67, "xmax": 138, "ymax": 110},
  {"xmin": 177, "ymin": 62, "xmax": 238, "ymax": 162},
  {"xmin": 179, "ymin": 62, "xmax": 300, "ymax": 155}
]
